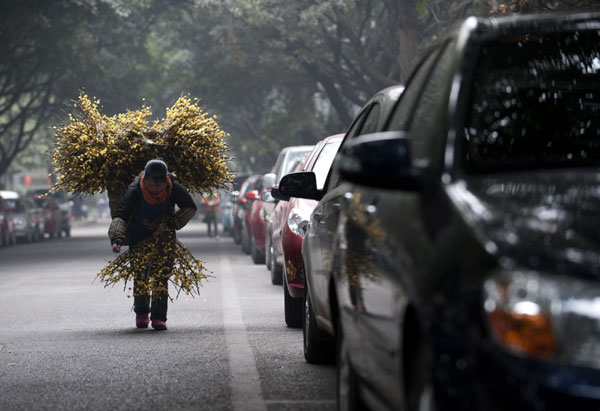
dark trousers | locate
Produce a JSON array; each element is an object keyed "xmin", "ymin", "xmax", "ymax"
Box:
[
  {"xmin": 133, "ymin": 268, "xmax": 169, "ymax": 322},
  {"xmin": 206, "ymin": 214, "xmax": 218, "ymax": 237}
]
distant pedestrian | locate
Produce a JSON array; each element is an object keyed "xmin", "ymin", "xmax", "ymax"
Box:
[
  {"xmin": 201, "ymin": 192, "xmax": 220, "ymax": 238},
  {"xmin": 108, "ymin": 159, "xmax": 197, "ymax": 330}
]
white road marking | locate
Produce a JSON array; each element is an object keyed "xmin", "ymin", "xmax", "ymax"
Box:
[{"xmin": 220, "ymin": 256, "xmax": 267, "ymax": 411}]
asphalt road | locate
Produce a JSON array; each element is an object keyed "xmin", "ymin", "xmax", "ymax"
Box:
[{"xmin": 0, "ymin": 219, "xmax": 336, "ymax": 411}]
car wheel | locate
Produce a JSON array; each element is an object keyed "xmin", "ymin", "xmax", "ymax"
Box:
[
  {"xmin": 406, "ymin": 340, "xmax": 436, "ymax": 411},
  {"xmin": 303, "ymin": 291, "xmax": 334, "ymax": 364},
  {"xmin": 336, "ymin": 321, "xmax": 364, "ymax": 411},
  {"xmin": 270, "ymin": 257, "xmax": 283, "ymax": 285},
  {"xmin": 250, "ymin": 235, "xmax": 265, "ymax": 264},
  {"xmin": 265, "ymin": 234, "xmax": 272, "ymax": 270},
  {"xmin": 233, "ymin": 226, "xmax": 241, "ymax": 244},
  {"xmin": 241, "ymin": 226, "xmax": 250, "ymax": 254},
  {"xmin": 284, "ymin": 276, "xmax": 303, "ymax": 328}
]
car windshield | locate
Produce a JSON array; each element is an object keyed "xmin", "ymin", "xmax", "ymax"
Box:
[
  {"xmin": 463, "ymin": 29, "xmax": 600, "ymax": 172},
  {"xmin": 311, "ymin": 140, "xmax": 342, "ymax": 189},
  {"xmin": 4, "ymin": 198, "xmax": 22, "ymax": 212}
]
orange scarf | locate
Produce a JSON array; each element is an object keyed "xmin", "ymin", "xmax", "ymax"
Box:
[{"xmin": 140, "ymin": 175, "xmax": 172, "ymax": 205}]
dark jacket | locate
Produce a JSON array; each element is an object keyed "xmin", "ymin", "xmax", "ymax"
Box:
[{"xmin": 108, "ymin": 173, "xmax": 196, "ymax": 245}]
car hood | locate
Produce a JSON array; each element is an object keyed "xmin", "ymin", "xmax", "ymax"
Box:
[{"xmin": 447, "ymin": 170, "xmax": 600, "ymax": 278}]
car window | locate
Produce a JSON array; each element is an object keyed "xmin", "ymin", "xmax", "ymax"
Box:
[
  {"xmin": 463, "ymin": 30, "xmax": 600, "ymax": 172},
  {"xmin": 281, "ymin": 149, "xmax": 312, "ymax": 180},
  {"xmin": 387, "ymin": 47, "xmax": 444, "ymax": 132},
  {"xmin": 358, "ymin": 103, "xmax": 381, "ymax": 136},
  {"xmin": 324, "ymin": 109, "xmax": 371, "ymax": 192},
  {"xmin": 408, "ymin": 41, "xmax": 455, "ymax": 168},
  {"xmin": 311, "ymin": 140, "xmax": 343, "ymax": 189}
]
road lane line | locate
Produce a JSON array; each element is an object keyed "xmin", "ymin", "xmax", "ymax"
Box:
[{"xmin": 220, "ymin": 256, "xmax": 267, "ymax": 411}]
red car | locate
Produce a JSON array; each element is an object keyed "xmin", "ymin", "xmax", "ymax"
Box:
[
  {"xmin": 270, "ymin": 156, "xmax": 308, "ymax": 285},
  {"xmin": 232, "ymin": 174, "xmax": 260, "ymax": 247},
  {"xmin": 247, "ymin": 179, "xmax": 267, "ymax": 264},
  {"xmin": 34, "ymin": 195, "xmax": 62, "ymax": 238},
  {"xmin": 263, "ymin": 145, "xmax": 314, "ymax": 282},
  {"xmin": 276, "ymin": 134, "xmax": 343, "ymax": 327},
  {"xmin": 239, "ymin": 175, "xmax": 264, "ymax": 255}
]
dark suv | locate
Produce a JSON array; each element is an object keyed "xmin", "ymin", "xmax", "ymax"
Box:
[{"xmin": 279, "ymin": 12, "xmax": 600, "ymax": 411}]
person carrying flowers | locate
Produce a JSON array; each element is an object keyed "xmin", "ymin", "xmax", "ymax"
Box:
[{"xmin": 108, "ymin": 159, "xmax": 197, "ymax": 330}]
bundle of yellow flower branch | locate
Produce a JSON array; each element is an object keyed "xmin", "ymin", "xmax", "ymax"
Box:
[
  {"xmin": 98, "ymin": 224, "xmax": 211, "ymax": 300},
  {"xmin": 51, "ymin": 93, "xmax": 229, "ymax": 298},
  {"xmin": 51, "ymin": 92, "xmax": 233, "ymax": 202}
]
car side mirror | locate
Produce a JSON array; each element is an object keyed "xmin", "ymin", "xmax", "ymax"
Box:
[
  {"xmin": 278, "ymin": 172, "xmax": 322, "ymax": 201},
  {"xmin": 337, "ymin": 131, "xmax": 425, "ymax": 190},
  {"xmin": 270, "ymin": 186, "xmax": 289, "ymax": 202},
  {"xmin": 245, "ymin": 190, "xmax": 260, "ymax": 200},
  {"xmin": 263, "ymin": 173, "xmax": 276, "ymax": 191},
  {"xmin": 261, "ymin": 190, "xmax": 276, "ymax": 203}
]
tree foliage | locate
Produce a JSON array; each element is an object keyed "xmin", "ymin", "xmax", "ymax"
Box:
[{"xmin": 1, "ymin": 0, "xmax": 597, "ymax": 180}]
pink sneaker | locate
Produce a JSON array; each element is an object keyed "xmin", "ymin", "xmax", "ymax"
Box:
[
  {"xmin": 136, "ymin": 313, "xmax": 149, "ymax": 328},
  {"xmin": 152, "ymin": 320, "xmax": 167, "ymax": 331}
]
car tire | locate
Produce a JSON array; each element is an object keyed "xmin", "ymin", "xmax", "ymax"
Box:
[
  {"xmin": 303, "ymin": 291, "xmax": 335, "ymax": 364},
  {"xmin": 336, "ymin": 321, "xmax": 365, "ymax": 411},
  {"xmin": 271, "ymin": 257, "xmax": 283, "ymax": 285},
  {"xmin": 284, "ymin": 276, "xmax": 303, "ymax": 328},
  {"xmin": 265, "ymin": 234, "xmax": 272, "ymax": 271},
  {"xmin": 233, "ymin": 226, "xmax": 241, "ymax": 244},
  {"xmin": 241, "ymin": 226, "xmax": 250, "ymax": 254},
  {"xmin": 250, "ymin": 235, "xmax": 265, "ymax": 264}
]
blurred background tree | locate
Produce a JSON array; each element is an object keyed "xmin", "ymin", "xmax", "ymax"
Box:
[{"xmin": 0, "ymin": 0, "xmax": 596, "ymax": 185}]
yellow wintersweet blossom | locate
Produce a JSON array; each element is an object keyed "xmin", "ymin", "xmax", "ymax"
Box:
[
  {"xmin": 98, "ymin": 223, "xmax": 211, "ymax": 300},
  {"xmin": 51, "ymin": 92, "xmax": 233, "ymax": 197},
  {"xmin": 52, "ymin": 92, "xmax": 230, "ymax": 298}
]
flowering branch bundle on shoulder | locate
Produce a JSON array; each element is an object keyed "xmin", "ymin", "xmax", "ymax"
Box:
[{"xmin": 50, "ymin": 93, "xmax": 234, "ymax": 200}]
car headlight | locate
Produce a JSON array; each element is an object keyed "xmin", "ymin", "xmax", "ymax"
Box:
[
  {"xmin": 484, "ymin": 270, "xmax": 600, "ymax": 369},
  {"xmin": 287, "ymin": 207, "xmax": 310, "ymax": 237}
]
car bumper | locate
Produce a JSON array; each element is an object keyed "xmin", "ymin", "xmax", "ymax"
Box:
[{"xmin": 434, "ymin": 334, "xmax": 600, "ymax": 411}]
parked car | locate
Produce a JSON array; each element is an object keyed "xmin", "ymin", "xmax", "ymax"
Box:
[
  {"xmin": 247, "ymin": 179, "xmax": 267, "ymax": 264},
  {"xmin": 0, "ymin": 195, "xmax": 16, "ymax": 248},
  {"xmin": 274, "ymin": 134, "xmax": 343, "ymax": 327},
  {"xmin": 229, "ymin": 174, "xmax": 249, "ymax": 242},
  {"xmin": 262, "ymin": 145, "xmax": 314, "ymax": 274},
  {"xmin": 0, "ymin": 190, "xmax": 42, "ymax": 243},
  {"xmin": 33, "ymin": 195, "xmax": 62, "ymax": 238},
  {"xmin": 28, "ymin": 189, "xmax": 71, "ymax": 237},
  {"xmin": 275, "ymin": 84, "xmax": 404, "ymax": 360},
  {"xmin": 234, "ymin": 175, "xmax": 263, "ymax": 253},
  {"xmin": 279, "ymin": 13, "xmax": 600, "ymax": 411}
]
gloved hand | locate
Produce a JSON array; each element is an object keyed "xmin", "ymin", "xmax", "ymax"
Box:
[
  {"xmin": 112, "ymin": 239, "xmax": 123, "ymax": 253},
  {"xmin": 165, "ymin": 216, "xmax": 178, "ymax": 231}
]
